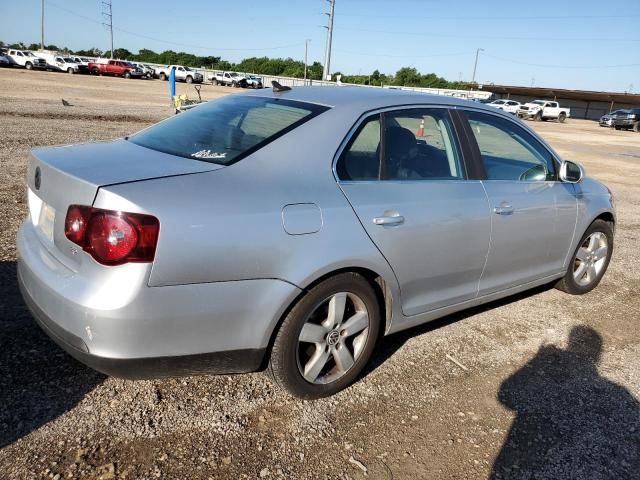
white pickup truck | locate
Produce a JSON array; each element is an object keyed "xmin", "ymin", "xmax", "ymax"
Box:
[
  {"xmin": 5, "ymin": 49, "xmax": 47, "ymax": 70},
  {"xmin": 209, "ymin": 71, "xmax": 248, "ymax": 88},
  {"xmin": 517, "ymin": 100, "xmax": 571, "ymax": 123},
  {"xmin": 155, "ymin": 65, "xmax": 204, "ymax": 84},
  {"xmin": 37, "ymin": 51, "xmax": 80, "ymax": 73}
]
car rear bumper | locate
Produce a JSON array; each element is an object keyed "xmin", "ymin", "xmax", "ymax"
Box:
[{"xmin": 17, "ymin": 221, "xmax": 301, "ymax": 378}]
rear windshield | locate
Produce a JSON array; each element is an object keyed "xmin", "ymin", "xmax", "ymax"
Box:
[{"xmin": 129, "ymin": 96, "xmax": 329, "ymax": 165}]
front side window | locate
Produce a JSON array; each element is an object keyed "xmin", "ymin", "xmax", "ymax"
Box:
[
  {"xmin": 383, "ymin": 109, "xmax": 464, "ymax": 180},
  {"xmin": 465, "ymin": 111, "xmax": 557, "ymax": 181},
  {"xmin": 129, "ymin": 96, "xmax": 329, "ymax": 165}
]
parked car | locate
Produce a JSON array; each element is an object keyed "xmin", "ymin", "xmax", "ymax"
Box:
[
  {"xmin": 37, "ymin": 52, "xmax": 80, "ymax": 74},
  {"xmin": 5, "ymin": 49, "xmax": 47, "ymax": 70},
  {"xmin": 486, "ymin": 99, "xmax": 521, "ymax": 114},
  {"xmin": 88, "ymin": 60, "xmax": 143, "ymax": 78},
  {"xmin": 612, "ymin": 108, "xmax": 640, "ymax": 132},
  {"xmin": 245, "ymin": 75, "xmax": 264, "ymax": 89},
  {"xmin": 599, "ymin": 110, "xmax": 625, "ymax": 127},
  {"xmin": 209, "ymin": 71, "xmax": 248, "ymax": 87},
  {"xmin": 70, "ymin": 56, "xmax": 92, "ymax": 74},
  {"xmin": 17, "ymin": 88, "xmax": 615, "ymax": 398},
  {"xmin": 518, "ymin": 100, "xmax": 570, "ymax": 122},
  {"xmin": 129, "ymin": 62, "xmax": 154, "ymax": 79},
  {"xmin": 155, "ymin": 65, "xmax": 203, "ymax": 83},
  {"xmin": 0, "ymin": 52, "xmax": 10, "ymax": 67}
]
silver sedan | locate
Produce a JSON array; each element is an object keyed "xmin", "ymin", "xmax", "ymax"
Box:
[{"xmin": 17, "ymin": 87, "xmax": 615, "ymax": 398}]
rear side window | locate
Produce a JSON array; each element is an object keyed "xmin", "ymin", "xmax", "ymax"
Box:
[
  {"xmin": 383, "ymin": 109, "xmax": 464, "ymax": 180},
  {"xmin": 129, "ymin": 96, "xmax": 329, "ymax": 165},
  {"xmin": 337, "ymin": 116, "xmax": 381, "ymax": 181}
]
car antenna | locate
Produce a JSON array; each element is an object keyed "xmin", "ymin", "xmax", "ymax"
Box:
[{"xmin": 272, "ymin": 81, "xmax": 292, "ymax": 93}]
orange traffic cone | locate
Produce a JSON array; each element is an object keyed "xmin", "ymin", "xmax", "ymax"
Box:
[{"xmin": 416, "ymin": 119, "xmax": 425, "ymax": 137}]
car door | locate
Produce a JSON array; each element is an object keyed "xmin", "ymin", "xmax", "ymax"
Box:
[
  {"xmin": 337, "ymin": 107, "xmax": 491, "ymax": 316},
  {"xmin": 460, "ymin": 109, "xmax": 577, "ymax": 295}
]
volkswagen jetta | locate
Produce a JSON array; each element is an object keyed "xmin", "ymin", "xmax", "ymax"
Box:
[{"xmin": 18, "ymin": 87, "xmax": 615, "ymax": 398}]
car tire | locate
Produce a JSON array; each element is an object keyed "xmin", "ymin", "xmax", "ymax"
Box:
[
  {"xmin": 25, "ymin": 62, "xmax": 33, "ymax": 70},
  {"xmin": 186, "ymin": 75, "xmax": 193, "ymax": 84},
  {"xmin": 558, "ymin": 112, "xmax": 567, "ymax": 123},
  {"xmin": 232, "ymin": 81, "xmax": 238, "ymax": 88},
  {"xmin": 212, "ymin": 79, "xmax": 218, "ymax": 86},
  {"xmin": 633, "ymin": 121, "xmax": 640, "ymax": 133},
  {"xmin": 67, "ymin": 67, "xmax": 74, "ymax": 74},
  {"xmin": 614, "ymin": 125, "xmax": 621, "ymax": 130},
  {"xmin": 124, "ymin": 72, "xmax": 131, "ymax": 79},
  {"xmin": 160, "ymin": 72, "xmax": 167, "ymax": 81},
  {"xmin": 534, "ymin": 112, "xmax": 542, "ymax": 121},
  {"xmin": 555, "ymin": 219, "xmax": 613, "ymax": 295},
  {"xmin": 268, "ymin": 272, "xmax": 381, "ymax": 399}
]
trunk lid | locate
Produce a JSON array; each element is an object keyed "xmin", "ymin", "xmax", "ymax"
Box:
[{"xmin": 26, "ymin": 139, "xmax": 221, "ymax": 268}]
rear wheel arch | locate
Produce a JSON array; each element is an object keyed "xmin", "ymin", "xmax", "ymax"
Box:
[{"xmin": 262, "ymin": 267, "xmax": 394, "ymax": 369}]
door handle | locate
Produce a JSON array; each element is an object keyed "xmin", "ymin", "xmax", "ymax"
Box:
[
  {"xmin": 373, "ymin": 214, "xmax": 405, "ymax": 226},
  {"xmin": 493, "ymin": 203, "xmax": 514, "ymax": 215}
]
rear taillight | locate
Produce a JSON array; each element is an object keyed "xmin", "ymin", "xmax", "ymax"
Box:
[{"xmin": 65, "ymin": 205, "xmax": 159, "ymax": 266}]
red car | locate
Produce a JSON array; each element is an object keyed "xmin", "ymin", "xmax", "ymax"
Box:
[{"xmin": 88, "ymin": 60, "xmax": 143, "ymax": 78}]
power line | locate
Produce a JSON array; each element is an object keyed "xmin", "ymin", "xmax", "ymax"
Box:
[
  {"xmin": 333, "ymin": 49, "xmax": 472, "ymax": 58},
  {"xmin": 484, "ymin": 54, "xmax": 640, "ymax": 69},
  {"xmin": 45, "ymin": 1, "xmax": 304, "ymax": 52},
  {"xmin": 338, "ymin": 26, "xmax": 640, "ymax": 43},
  {"xmin": 337, "ymin": 13, "xmax": 640, "ymax": 20}
]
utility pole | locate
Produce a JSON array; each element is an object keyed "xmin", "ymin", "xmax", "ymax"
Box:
[
  {"xmin": 322, "ymin": 0, "xmax": 335, "ymax": 81},
  {"xmin": 40, "ymin": 0, "xmax": 45, "ymax": 50},
  {"xmin": 304, "ymin": 39, "xmax": 311, "ymax": 85},
  {"xmin": 471, "ymin": 48, "xmax": 484, "ymax": 85},
  {"xmin": 101, "ymin": 0, "xmax": 114, "ymax": 59}
]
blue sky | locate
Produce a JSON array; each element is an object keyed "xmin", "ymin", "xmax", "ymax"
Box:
[{"xmin": 2, "ymin": 0, "xmax": 639, "ymax": 91}]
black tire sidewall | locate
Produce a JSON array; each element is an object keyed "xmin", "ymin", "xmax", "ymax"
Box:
[
  {"xmin": 269, "ymin": 273, "xmax": 381, "ymax": 399},
  {"xmin": 562, "ymin": 220, "xmax": 614, "ymax": 294}
]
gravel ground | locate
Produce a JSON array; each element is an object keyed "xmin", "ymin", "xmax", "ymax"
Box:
[{"xmin": 0, "ymin": 68, "xmax": 639, "ymax": 480}]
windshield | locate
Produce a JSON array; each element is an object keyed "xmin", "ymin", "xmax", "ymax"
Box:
[
  {"xmin": 532, "ymin": 100, "xmax": 545, "ymax": 105},
  {"xmin": 230, "ymin": 72, "xmax": 238, "ymax": 77},
  {"xmin": 492, "ymin": 100, "xmax": 506, "ymax": 104},
  {"xmin": 183, "ymin": 66, "xmax": 192, "ymax": 71},
  {"xmin": 24, "ymin": 52, "xmax": 35, "ymax": 57},
  {"xmin": 64, "ymin": 57, "xmax": 74, "ymax": 62},
  {"xmin": 129, "ymin": 96, "xmax": 329, "ymax": 165}
]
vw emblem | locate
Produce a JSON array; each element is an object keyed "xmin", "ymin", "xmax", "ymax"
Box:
[{"xmin": 34, "ymin": 166, "xmax": 41, "ymax": 190}]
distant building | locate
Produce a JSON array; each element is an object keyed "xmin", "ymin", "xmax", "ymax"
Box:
[{"xmin": 480, "ymin": 84, "xmax": 640, "ymax": 120}]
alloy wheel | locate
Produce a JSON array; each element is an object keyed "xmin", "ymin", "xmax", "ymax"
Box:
[
  {"xmin": 297, "ymin": 292, "xmax": 370, "ymax": 385},
  {"xmin": 573, "ymin": 232, "xmax": 608, "ymax": 287}
]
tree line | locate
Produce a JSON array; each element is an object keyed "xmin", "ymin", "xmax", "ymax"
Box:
[{"xmin": 0, "ymin": 40, "xmax": 474, "ymax": 89}]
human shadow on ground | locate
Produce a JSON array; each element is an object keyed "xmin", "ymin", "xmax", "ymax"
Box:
[
  {"xmin": 0, "ymin": 261, "xmax": 104, "ymax": 449},
  {"xmin": 490, "ymin": 325, "xmax": 640, "ymax": 479}
]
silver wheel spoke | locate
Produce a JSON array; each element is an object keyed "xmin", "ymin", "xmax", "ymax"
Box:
[
  {"xmin": 303, "ymin": 346, "xmax": 331, "ymax": 383},
  {"xmin": 333, "ymin": 346, "xmax": 354, "ymax": 373},
  {"xmin": 587, "ymin": 264, "xmax": 598, "ymax": 282},
  {"xmin": 593, "ymin": 246, "xmax": 607, "ymax": 261},
  {"xmin": 325, "ymin": 292, "xmax": 347, "ymax": 329},
  {"xmin": 299, "ymin": 323, "xmax": 328, "ymax": 344},
  {"xmin": 575, "ymin": 248, "xmax": 589, "ymax": 262},
  {"xmin": 574, "ymin": 262, "xmax": 587, "ymax": 280},
  {"xmin": 587, "ymin": 234, "xmax": 598, "ymax": 251},
  {"xmin": 341, "ymin": 311, "xmax": 369, "ymax": 337}
]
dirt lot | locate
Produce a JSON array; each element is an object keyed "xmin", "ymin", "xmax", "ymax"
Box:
[{"xmin": 0, "ymin": 68, "xmax": 639, "ymax": 480}]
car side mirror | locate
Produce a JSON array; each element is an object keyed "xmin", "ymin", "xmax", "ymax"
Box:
[{"xmin": 559, "ymin": 160, "xmax": 584, "ymax": 183}]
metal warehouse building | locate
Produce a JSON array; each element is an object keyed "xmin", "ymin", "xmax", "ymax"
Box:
[{"xmin": 480, "ymin": 84, "xmax": 640, "ymax": 120}]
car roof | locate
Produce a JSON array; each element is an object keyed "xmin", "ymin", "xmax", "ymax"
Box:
[{"xmin": 247, "ymin": 86, "xmax": 498, "ymax": 113}]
